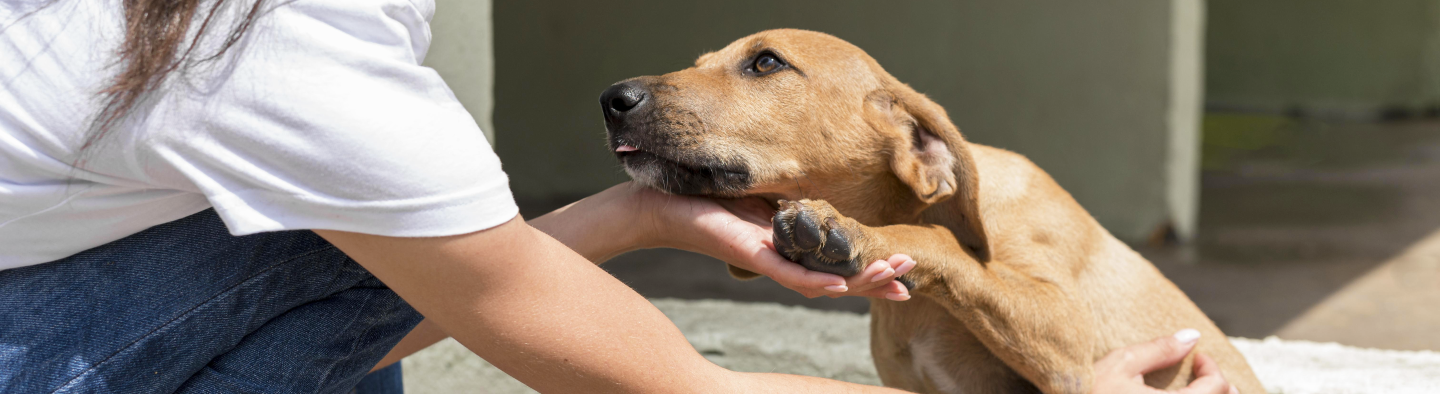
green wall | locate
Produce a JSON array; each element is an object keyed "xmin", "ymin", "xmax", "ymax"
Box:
[
  {"xmin": 487, "ymin": 0, "xmax": 1202, "ymax": 242},
  {"xmin": 1207, "ymin": 0, "xmax": 1440, "ymax": 117}
]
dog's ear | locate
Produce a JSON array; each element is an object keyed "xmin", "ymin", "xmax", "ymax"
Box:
[{"xmin": 865, "ymin": 87, "xmax": 991, "ymax": 261}]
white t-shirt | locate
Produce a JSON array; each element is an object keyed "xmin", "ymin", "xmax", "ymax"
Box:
[{"xmin": 0, "ymin": 0, "xmax": 519, "ymax": 269}]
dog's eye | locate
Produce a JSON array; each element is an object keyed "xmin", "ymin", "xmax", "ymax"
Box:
[{"xmin": 750, "ymin": 53, "xmax": 784, "ymax": 75}]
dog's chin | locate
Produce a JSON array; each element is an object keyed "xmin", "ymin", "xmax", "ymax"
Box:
[{"xmin": 619, "ymin": 151, "xmax": 752, "ymax": 197}]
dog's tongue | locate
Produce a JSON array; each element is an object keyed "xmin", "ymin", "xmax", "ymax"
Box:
[{"xmin": 615, "ymin": 145, "xmax": 638, "ymax": 152}]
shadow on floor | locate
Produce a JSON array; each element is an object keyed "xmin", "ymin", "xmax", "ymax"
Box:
[{"xmin": 1143, "ymin": 116, "xmax": 1440, "ymax": 348}]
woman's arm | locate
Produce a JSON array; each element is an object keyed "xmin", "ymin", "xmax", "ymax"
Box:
[
  {"xmin": 370, "ymin": 182, "xmax": 913, "ymax": 371},
  {"xmin": 317, "ymin": 218, "xmax": 908, "ymax": 393}
]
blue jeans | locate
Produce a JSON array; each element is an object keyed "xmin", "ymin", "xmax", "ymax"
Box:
[{"xmin": 0, "ymin": 209, "xmax": 422, "ymax": 393}]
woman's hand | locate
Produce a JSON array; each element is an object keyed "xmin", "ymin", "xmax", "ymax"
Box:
[
  {"xmin": 615, "ymin": 183, "xmax": 914, "ymax": 300},
  {"xmin": 1091, "ymin": 329, "xmax": 1238, "ymax": 394}
]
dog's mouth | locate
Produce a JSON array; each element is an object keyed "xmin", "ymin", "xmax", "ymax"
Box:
[{"xmin": 613, "ymin": 143, "xmax": 752, "ymax": 197}]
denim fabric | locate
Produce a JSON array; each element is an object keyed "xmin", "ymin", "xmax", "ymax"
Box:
[
  {"xmin": 354, "ymin": 364, "xmax": 404, "ymax": 394},
  {"xmin": 0, "ymin": 209, "xmax": 422, "ymax": 393}
]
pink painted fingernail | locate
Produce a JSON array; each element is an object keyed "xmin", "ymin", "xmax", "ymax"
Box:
[
  {"xmin": 869, "ymin": 268, "xmax": 895, "ymax": 283},
  {"xmin": 885, "ymin": 292, "xmax": 910, "ymax": 301},
  {"xmin": 824, "ymin": 285, "xmax": 848, "ymax": 292},
  {"xmin": 895, "ymin": 259, "xmax": 917, "ymax": 276},
  {"xmin": 1174, "ymin": 328, "xmax": 1200, "ymax": 344}
]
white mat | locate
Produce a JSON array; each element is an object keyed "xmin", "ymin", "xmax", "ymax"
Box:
[{"xmin": 1231, "ymin": 336, "xmax": 1440, "ymax": 394}]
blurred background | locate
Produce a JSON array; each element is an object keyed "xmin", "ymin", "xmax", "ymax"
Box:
[{"xmin": 424, "ymin": 0, "xmax": 1440, "ymax": 352}]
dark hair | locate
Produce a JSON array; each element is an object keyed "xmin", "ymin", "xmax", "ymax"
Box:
[
  {"xmin": 87, "ymin": 0, "xmax": 265, "ymax": 149},
  {"xmin": 69, "ymin": 0, "xmax": 264, "ymax": 159}
]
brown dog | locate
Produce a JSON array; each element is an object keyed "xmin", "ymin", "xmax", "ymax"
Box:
[{"xmin": 598, "ymin": 29, "xmax": 1263, "ymax": 394}]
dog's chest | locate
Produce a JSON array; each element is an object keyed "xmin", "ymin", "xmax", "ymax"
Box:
[
  {"xmin": 908, "ymin": 331, "xmax": 969, "ymax": 394},
  {"xmin": 873, "ymin": 300, "xmax": 1039, "ymax": 394}
]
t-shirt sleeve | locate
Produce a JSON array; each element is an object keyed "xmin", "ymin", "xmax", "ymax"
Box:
[{"xmin": 144, "ymin": 0, "xmax": 518, "ymax": 237}]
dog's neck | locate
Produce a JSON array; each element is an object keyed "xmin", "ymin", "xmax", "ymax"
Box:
[{"xmin": 771, "ymin": 170, "xmax": 932, "ymax": 227}]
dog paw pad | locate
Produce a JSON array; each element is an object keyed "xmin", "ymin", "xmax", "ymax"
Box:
[
  {"xmin": 820, "ymin": 227, "xmax": 851, "ymax": 262},
  {"xmin": 793, "ymin": 210, "xmax": 824, "ymax": 250},
  {"xmin": 773, "ymin": 199, "xmax": 864, "ymax": 277}
]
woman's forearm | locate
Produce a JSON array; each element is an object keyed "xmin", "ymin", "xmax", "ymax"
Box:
[
  {"xmin": 527, "ymin": 183, "xmax": 657, "ymax": 263},
  {"xmin": 370, "ymin": 184, "xmax": 662, "ymax": 371},
  {"xmin": 320, "ymin": 218, "xmax": 723, "ymax": 392},
  {"xmin": 321, "ymin": 218, "xmax": 904, "ymax": 393}
]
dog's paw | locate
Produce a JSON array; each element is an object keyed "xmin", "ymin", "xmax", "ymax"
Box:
[{"xmin": 773, "ymin": 199, "xmax": 873, "ymax": 277}]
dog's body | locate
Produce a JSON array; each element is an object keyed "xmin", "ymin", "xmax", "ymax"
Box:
[
  {"xmin": 599, "ymin": 29, "xmax": 1263, "ymax": 393},
  {"xmin": 869, "ymin": 144, "xmax": 1257, "ymax": 393}
]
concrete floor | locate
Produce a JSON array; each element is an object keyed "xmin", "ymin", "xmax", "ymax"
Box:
[
  {"xmin": 403, "ymin": 299, "xmax": 1440, "ymax": 394},
  {"xmin": 530, "ymin": 117, "xmax": 1440, "ymax": 350}
]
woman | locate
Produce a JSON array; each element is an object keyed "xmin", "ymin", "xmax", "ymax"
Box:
[{"xmin": 0, "ymin": 1, "xmax": 1234, "ymax": 393}]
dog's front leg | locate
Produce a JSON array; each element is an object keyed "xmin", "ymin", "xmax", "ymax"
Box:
[{"xmin": 774, "ymin": 199, "xmax": 1097, "ymax": 394}]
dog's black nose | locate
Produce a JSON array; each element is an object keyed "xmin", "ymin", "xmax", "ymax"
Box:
[{"xmin": 600, "ymin": 82, "xmax": 648, "ymax": 122}]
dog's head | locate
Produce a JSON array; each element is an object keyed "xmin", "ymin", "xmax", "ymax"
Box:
[{"xmin": 601, "ymin": 29, "xmax": 988, "ymax": 258}]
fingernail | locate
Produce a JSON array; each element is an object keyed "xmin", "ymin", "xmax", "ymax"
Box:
[
  {"xmin": 865, "ymin": 261, "xmax": 884, "ymax": 274},
  {"xmin": 869, "ymin": 268, "xmax": 894, "ymax": 283},
  {"xmin": 895, "ymin": 259, "xmax": 917, "ymax": 276},
  {"xmin": 1173, "ymin": 328, "xmax": 1201, "ymax": 344},
  {"xmin": 824, "ymin": 285, "xmax": 848, "ymax": 292},
  {"xmin": 885, "ymin": 292, "xmax": 910, "ymax": 301}
]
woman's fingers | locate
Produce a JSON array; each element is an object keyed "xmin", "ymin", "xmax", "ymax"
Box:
[
  {"xmin": 1178, "ymin": 353, "xmax": 1235, "ymax": 394},
  {"xmin": 685, "ymin": 197, "xmax": 917, "ymax": 300},
  {"xmin": 847, "ymin": 260, "xmax": 894, "ymax": 291},
  {"xmin": 846, "ymin": 254, "xmax": 916, "ymax": 297},
  {"xmin": 1099, "ymin": 328, "xmax": 1201, "ymax": 377},
  {"xmin": 893, "ymin": 256, "xmax": 917, "ymax": 275},
  {"xmin": 684, "ymin": 203, "xmax": 850, "ymax": 297},
  {"xmin": 741, "ymin": 246, "xmax": 849, "ymax": 297},
  {"xmin": 1191, "ymin": 352, "xmax": 1220, "ymax": 380},
  {"xmin": 726, "ymin": 222, "xmax": 915, "ymax": 299},
  {"xmin": 640, "ymin": 191, "xmax": 914, "ymax": 300},
  {"xmin": 1092, "ymin": 329, "xmax": 1223, "ymax": 394},
  {"xmin": 850, "ymin": 281, "xmax": 909, "ymax": 300}
]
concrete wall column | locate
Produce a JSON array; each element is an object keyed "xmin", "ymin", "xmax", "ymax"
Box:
[
  {"xmin": 425, "ymin": 0, "xmax": 495, "ymax": 144},
  {"xmin": 1167, "ymin": 0, "xmax": 1205, "ymax": 240}
]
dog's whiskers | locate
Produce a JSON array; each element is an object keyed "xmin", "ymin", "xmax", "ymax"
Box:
[{"xmin": 796, "ymin": 171, "xmax": 812, "ymax": 200}]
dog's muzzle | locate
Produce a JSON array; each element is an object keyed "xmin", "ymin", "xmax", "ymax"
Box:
[{"xmin": 599, "ymin": 80, "xmax": 753, "ymax": 196}]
